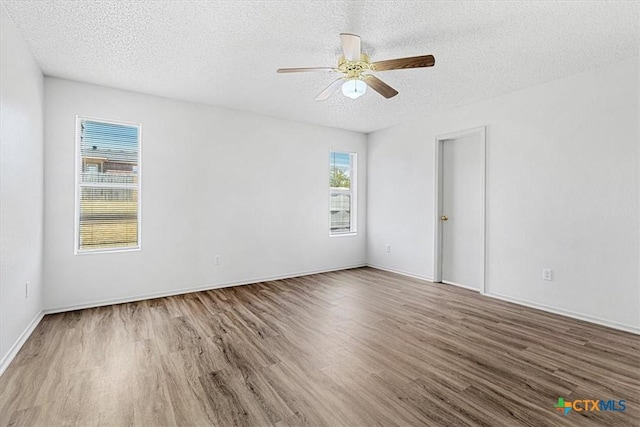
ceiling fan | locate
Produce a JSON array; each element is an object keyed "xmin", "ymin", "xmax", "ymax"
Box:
[{"xmin": 277, "ymin": 33, "xmax": 435, "ymax": 101}]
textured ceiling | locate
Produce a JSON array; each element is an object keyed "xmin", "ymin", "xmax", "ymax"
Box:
[{"xmin": 3, "ymin": 1, "xmax": 639, "ymax": 133}]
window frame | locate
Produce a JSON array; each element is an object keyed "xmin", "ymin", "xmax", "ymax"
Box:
[
  {"xmin": 74, "ymin": 115, "xmax": 142, "ymax": 254},
  {"xmin": 329, "ymin": 150, "xmax": 357, "ymax": 237}
]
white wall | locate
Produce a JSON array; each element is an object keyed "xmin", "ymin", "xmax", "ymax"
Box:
[
  {"xmin": 367, "ymin": 57, "xmax": 639, "ymax": 331},
  {"xmin": 44, "ymin": 78, "xmax": 366, "ymax": 310},
  {"xmin": 0, "ymin": 6, "xmax": 44, "ymax": 369}
]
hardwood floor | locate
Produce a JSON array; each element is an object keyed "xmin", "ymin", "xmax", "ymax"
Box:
[{"xmin": 1, "ymin": 267, "xmax": 638, "ymax": 426}]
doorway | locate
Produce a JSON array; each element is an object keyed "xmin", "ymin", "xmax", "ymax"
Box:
[{"xmin": 434, "ymin": 127, "xmax": 486, "ymax": 292}]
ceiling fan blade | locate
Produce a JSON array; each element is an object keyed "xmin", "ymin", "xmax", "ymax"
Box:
[
  {"xmin": 340, "ymin": 33, "xmax": 361, "ymax": 61},
  {"xmin": 372, "ymin": 55, "xmax": 435, "ymax": 71},
  {"xmin": 277, "ymin": 67, "xmax": 335, "ymax": 73},
  {"xmin": 365, "ymin": 75, "xmax": 398, "ymax": 99},
  {"xmin": 315, "ymin": 78, "xmax": 345, "ymax": 101}
]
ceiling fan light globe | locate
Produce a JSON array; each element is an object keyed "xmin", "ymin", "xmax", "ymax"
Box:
[{"xmin": 342, "ymin": 79, "xmax": 367, "ymax": 99}]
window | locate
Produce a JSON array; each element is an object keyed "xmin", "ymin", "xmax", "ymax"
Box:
[
  {"xmin": 75, "ymin": 117, "xmax": 141, "ymax": 253},
  {"xmin": 330, "ymin": 151, "xmax": 356, "ymax": 235}
]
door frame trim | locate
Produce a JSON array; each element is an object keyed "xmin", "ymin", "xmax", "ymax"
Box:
[{"xmin": 433, "ymin": 126, "xmax": 487, "ymax": 293}]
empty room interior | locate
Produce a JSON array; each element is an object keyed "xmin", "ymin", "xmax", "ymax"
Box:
[{"xmin": 1, "ymin": 1, "xmax": 639, "ymax": 426}]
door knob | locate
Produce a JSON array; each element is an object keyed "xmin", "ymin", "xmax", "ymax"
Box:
[{"xmin": 441, "ymin": 215, "xmax": 449, "ymax": 221}]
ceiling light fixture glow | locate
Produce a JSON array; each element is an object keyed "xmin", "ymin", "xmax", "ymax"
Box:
[{"xmin": 341, "ymin": 79, "xmax": 367, "ymax": 99}]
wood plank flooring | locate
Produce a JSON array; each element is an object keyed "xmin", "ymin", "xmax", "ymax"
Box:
[{"xmin": 1, "ymin": 267, "xmax": 638, "ymax": 426}]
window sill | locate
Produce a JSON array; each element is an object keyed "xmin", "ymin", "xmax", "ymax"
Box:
[
  {"xmin": 75, "ymin": 246, "xmax": 141, "ymax": 255},
  {"xmin": 330, "ymin": 232, "xmax": 357, "ymax": 238}
]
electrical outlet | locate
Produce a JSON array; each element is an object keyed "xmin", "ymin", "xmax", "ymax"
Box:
[
  {"xmin": 25, "ymin": 281, "xmax": 29, "ymax": 298},
  {"xmin": 542, "ymin": 268, "xmax": 552, "ymax": 281},
  {"xmin": 385, "ymin": 244, "xmax": 391, "ymax": 253},
  {"xmin": 214, "ymin": 255, "xmax": 222, "ymax": 265}
]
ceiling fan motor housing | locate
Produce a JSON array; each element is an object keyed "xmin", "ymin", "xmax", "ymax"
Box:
[{"xmin": 338, "ymin": 54, "xmax": 373, "ymax": 80}]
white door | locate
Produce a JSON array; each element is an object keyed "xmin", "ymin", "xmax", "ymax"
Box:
[{"xmin": 440, "ymin": 132, "xmax": 484, "ymax": 290}]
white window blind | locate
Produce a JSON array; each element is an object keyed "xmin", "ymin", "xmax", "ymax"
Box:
[
  {"xmin": 76, "ymin": 118, "xmax": 141, "ymax": 253},
  {"xmin": 330, "ymin": 151, "xmax": 356, "ymax": 235}
]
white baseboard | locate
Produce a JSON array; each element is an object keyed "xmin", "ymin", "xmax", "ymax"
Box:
[
  {"xmin": 441, "ymin": 280, "xmax": 481, "ymax": 292},
  {"xmin": 0, "ymin": 310, "xmax": 44, "ymax": 377},
  {"xmin": 485, "ymin": 292, "xmax": 640, "ymax": 335},
  {"xmin": 44, "ymin": 263, "xmax": 367, "ymax": 315},
  {"xmin": 366, "ymin": 264, "xmax": 434, "ymax": 282}
]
